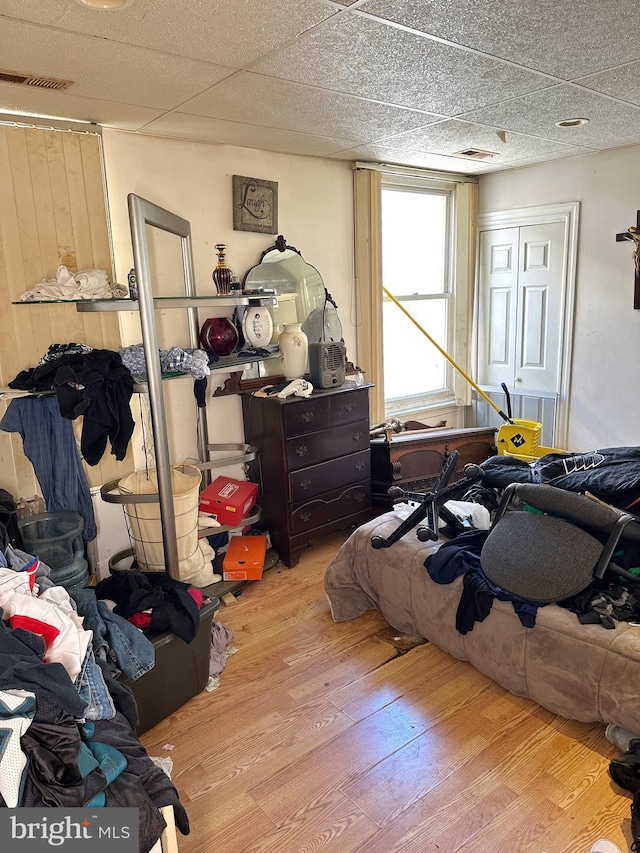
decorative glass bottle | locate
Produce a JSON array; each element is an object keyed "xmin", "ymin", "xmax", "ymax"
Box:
[
  {"xmin": 278, "ymin": 322, "xmax": 309, "ymax": 380},
  {"xmin": 199, "ymin": 316, "xmax": 239, "ymax": 356},
  {"xmin": 212, "ymin": 243, "xmax": 233, "ymax": 295}
]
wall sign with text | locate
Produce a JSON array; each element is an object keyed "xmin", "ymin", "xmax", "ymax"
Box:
[{"xmin": 232, "ymin": 175, "xmax": 278, "ymax": 234}]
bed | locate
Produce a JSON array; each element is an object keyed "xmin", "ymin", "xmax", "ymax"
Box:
[{"xmin": 324, "ymin": 510, "xmax": 640, "ymax": 733}]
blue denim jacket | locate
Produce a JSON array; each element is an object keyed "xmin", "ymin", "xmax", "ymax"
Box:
[{"xmin": 72, "ymin": 588, "xmax": 155, "ymax": 681}]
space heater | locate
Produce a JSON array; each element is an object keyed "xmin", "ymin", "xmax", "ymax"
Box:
[{"xmin": 308, "ymin": 340, "xmax": 346, "ymax": 389}]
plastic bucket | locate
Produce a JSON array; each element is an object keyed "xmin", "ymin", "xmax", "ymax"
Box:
[
  {"xmin": 117, "ymin": 465, "xmax": 202, "ymax": 575},
  {"xmin": 497, "ymin": 418, "xmax": 542, "ymax": 458},
  {"xmin": 18, "ymin": 511, "xmax": 88, "ymax": 590}
]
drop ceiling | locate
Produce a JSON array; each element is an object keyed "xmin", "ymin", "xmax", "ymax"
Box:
[{"xmin": 1, "ymin": 0, "xmax": 639, "ymax": 174}]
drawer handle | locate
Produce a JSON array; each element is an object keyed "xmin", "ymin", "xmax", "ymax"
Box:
[
  {"xmin": 296, "ymin": 444, "xmax": 308, "ymax": 457},
  {"xmin": 342, "ymin": 403, "xmax": 355, "ymax": 414},
  {"xmin": 355, "ymin": 492, "xmax": 366, "ymax": 503},
  {"xmin": 352, "ymin": 431, "xmax": 364, "ymax": 441},
  {"xmin": 300, "ymin": 478, "xmax": 313, "ymax": 490},
  {"xmin": 300, "ymin": 511, "xmax": 312, "ymax": 522},
  {"xmin": 355, "ymin": 461, "xmax": 366, "ymax": 471},
  {"xmin": 302, "ymin": 411, "xmax": 314, "ymax": 422}
]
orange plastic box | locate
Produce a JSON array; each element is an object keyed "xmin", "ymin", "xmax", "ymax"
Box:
[
  {"xmin": 199, "ymin": 476, "xmax": 258, "ymax": 526},
  {"xmin": 223, "ymin": 534, "xmax": 268, "ymax": 581}
]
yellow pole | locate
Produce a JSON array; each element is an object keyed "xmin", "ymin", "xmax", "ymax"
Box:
[{"xmin": 382, "ymin": 287, "xmax": 512, "ymax": 423}]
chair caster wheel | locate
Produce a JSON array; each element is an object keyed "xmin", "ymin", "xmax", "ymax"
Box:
[
  {"xmin": 371, "ymin": 535, "xmax": 385, "ymax": 549},
  {"xmin": 417, "ymin": 527, "xmax": 438, "ymax": 542}
]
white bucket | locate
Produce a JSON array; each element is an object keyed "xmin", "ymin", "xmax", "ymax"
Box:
[{"xmin": 118, "ymin": 465, "xmax": 202, "ymax": 578}]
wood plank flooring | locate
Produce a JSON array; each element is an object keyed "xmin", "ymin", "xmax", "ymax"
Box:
[{"xmin": 140, "ymin": 530, "xmax": 633, "ymax": 853}]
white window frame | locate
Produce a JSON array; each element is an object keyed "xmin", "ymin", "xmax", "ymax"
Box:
[
  {"xmin": 381, "ymin": 174, "xmax": 456, "ymax": 415},
  {"xmin": 353, "ymin": 163, "xmax": 478, "ymax": 427}
]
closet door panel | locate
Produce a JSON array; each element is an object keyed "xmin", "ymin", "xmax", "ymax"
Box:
[{"xmin": 477, "ymin": 227, "xmax": 519, "ymax": 389}]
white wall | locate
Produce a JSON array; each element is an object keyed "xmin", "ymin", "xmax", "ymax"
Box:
[
  {"xmin": 479, "ymin": 144, "xmax": 640, "ymax": 451},
  {"xmin": 101, "ymin": 129, "xmax": 355, "ymax": 463},
  {"xmin": 91, "ymin": 131, "xmax": 355, "ymax": 573}
]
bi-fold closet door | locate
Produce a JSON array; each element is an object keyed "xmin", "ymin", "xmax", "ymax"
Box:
[{"xmin": 476, "ymin": 220, "xmax": 567, "ymax": 445}]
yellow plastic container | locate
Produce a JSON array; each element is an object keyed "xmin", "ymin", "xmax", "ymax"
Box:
[
  {"xmin": 500, "ymin": 444, "xmax": 566, "ymax": 462},
  {"xmin": 496, "ymin": 418, "xmax": 542, "ymax": 457}
]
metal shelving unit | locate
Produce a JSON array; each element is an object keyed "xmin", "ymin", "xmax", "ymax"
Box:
[{"xmin": 83, "ymin": 193, "xmax": 275, "ymax": 580}]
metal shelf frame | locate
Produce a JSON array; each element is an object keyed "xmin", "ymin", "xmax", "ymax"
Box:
[{"xmin": 119, "ymin": 194, "xmax": 267, "ymax": 579}]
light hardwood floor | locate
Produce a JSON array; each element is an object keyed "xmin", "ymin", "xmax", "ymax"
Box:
[{"xmin": 140, "ymin": 529, "xmax": 633, "ymax": 853}]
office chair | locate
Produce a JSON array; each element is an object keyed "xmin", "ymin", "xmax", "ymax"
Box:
[
  {"xmin": 370, "ymin": 451, "xmax": 485, "ymax": 549},
  {"xmin": 480, "ymin": 482, "xmax": 640, "ymax": 603}
]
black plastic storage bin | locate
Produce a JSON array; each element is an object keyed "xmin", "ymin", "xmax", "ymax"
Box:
[{"xmin": 119, "ymin": 597, "xmax": 219, "ymax": 735}]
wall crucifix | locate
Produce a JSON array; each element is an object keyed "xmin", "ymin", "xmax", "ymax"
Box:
[{"xmin": 616, "ymin": 209, "xmax": 640, "ymax": 309}]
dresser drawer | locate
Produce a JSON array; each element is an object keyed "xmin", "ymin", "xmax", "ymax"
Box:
[
  {"xmin": 290, "ymin": 481, "xmax": 371, "ymax": 536},
  {"xmin": 289, "ymin": 449, "xmax": 371, "ymax": 502},
  {"xmin": 286, "ymin": 420, "xmax": 369, "ymax": 470},
  {"xmin": 329, "ymin": 388, "xmax": 369, "ymax": 427},
  {"xmin": 282, "ymin": 397, "xmax": 330, "ymax": 437}
]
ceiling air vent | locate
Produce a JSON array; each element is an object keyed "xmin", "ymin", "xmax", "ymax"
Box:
[
  {"xmin": 454, "ymin": 148, "xmax": 496, "ymax": 160},
  {"xmin": 0, "ymin": 70, "xmax": 71, "ymax": 91}
]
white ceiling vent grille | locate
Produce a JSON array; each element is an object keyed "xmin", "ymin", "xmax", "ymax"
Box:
[
  {"xmin": 0, "ymin": 70, "xmax": 72, "ymax": 91},
  {"xmin": 454, "ymin": 148, "xmax": 496, "ymax": 160}
]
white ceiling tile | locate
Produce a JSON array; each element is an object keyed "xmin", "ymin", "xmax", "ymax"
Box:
[
  {"xmin": 249, "ymin": 14, "xmax": 549, "ymax": 115},
  {"xmin": 140, "ymin": 112, "xmax": 360, "ymax": 158},
  {"xmin": 578, "ymin": 61, "xmax": 640, "ymax": 107},
  {"xmin": 360, "ymin": 0, "xmax": 640, "ymax": 79},
  {"xmin": 0, "ymin": 0, "xmax": 639, "ymax": 172},
  {"xmin": 379, "ymin": 119, "xmax": 596, "ymax": 163},
  {"xmin": 0, "ymin": 82, "xmax": 163, "ymax": 129},
  {"xmin": 330, "ymin": 142, "xmax": 497, "ymax": 174},
  {"xmin": 179, "ymin": 72, "xmax": 443, "ymax": 142},
  {"xmin": 0, "ymin": 19, "xmax": 234, "ymax": 110},
  {"xmin": 0, "ymin": 0, "xmax": 337, "ymax": 65},
  {"xmin": 460, "ymin": 85, "xmax": 640, "ymax": 149}
]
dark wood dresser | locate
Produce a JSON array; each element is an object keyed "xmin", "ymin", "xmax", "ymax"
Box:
[
  {"xmin": 370, "ymin": 425, "xmax": 497, "ymax": 506},
  {"xmin": 241, "ymin": 382, "xmax": 373, "ymax": 567}
]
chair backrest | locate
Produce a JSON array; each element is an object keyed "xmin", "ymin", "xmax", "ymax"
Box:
[
  {"xmin": 480, "ymin": 483, "xmax": 640, "ymax": 602},
  {"xmin": 481, "ymin": 511, "xmax": 604, "ymax": 602},
  {"xmin": 513, "ymin": 483, "xmax": 640, "ymax": 540}
]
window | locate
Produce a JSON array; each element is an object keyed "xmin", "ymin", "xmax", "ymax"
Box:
[
  {"xmin": 381, "ymin": 177, "xmax": 453, "ymax": 415},
  {"xmin": 353, "ymin": 165, "xmax": 477, "ymax": 426}
]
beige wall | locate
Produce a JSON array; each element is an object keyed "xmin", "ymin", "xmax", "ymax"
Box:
[
  {"xmin": 101, "ymin": 129, "xmax": 356, "ymax": 468},
  {"xmin": 479, "ymin": 144, "xmax": 640, "ymax": 451}
]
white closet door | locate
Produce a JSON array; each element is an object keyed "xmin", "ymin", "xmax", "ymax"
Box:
[
  {"xmin": 515, "ymin": 221, "xmax": 565, "ymax": 394},
  {"xmin": 477, "ymin": 227, "xmax": 519, "ymax": 389},
  {"xmin": 478, "ymin": 221, "xmax": 565, "ymax": 396}
]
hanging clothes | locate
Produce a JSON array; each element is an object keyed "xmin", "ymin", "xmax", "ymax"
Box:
[
  {"xmin": 8, "ymin": 348, "xmax": 135, "ymax": 466},
  {"xmin": 0, "ymin": 397, "xmax": 97, "ymax": 541}
]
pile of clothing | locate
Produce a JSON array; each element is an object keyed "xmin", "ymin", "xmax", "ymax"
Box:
[{"xmin": 0, "ymin": 524, "xmax": 192, "ymax": 850}]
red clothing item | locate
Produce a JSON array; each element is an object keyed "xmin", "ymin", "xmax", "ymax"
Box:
[
  {"xmin": 128, "ymin": 611, "xmax": 152, "ymax": 630},
  {"xmin": 10, "ymin": 614, "xmax": 60, "ymax": 650}
]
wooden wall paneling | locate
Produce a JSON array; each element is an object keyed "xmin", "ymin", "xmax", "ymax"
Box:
[
  {"xmin": 62, "ymin": 132, "xmax": 105, "ymax": 351},
  {"xmin": 45, "ymin": 131, "xmax": 77, "ymax": 270},
  {"xmin": 0, "ymin": 128, "xmax": 38, "ymax": 500},
  {"xmin": 44, "ymin": 132, "xmax": 86, "ymax": 348},
  {"xmin": 0, "ymin": 128, "xmax": 38, "ymax": 381},
  {"xmin": 0, "ymin": 124, "xmax": 130, "ymax": 499},
  {"xmin": 79, "ymin": 133, "xmax": 120, "ymax": 353},
  {"xmin": 0, "ymin": 170, "xmax": 20, "ymax": 387}
]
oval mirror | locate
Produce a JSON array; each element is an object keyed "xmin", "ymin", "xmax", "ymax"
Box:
[{"xmin": 243, "ymin": 236, "xmax": 342, "ymax": 345}]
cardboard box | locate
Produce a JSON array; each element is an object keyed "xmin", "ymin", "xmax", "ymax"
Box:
[
  {"xmin": 223, "ymin": 534, "xmax": 267, "ymax": 581},
  {"xmin": 199, "ymin": 477, "xmax": 258, "ymax": 526}
]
